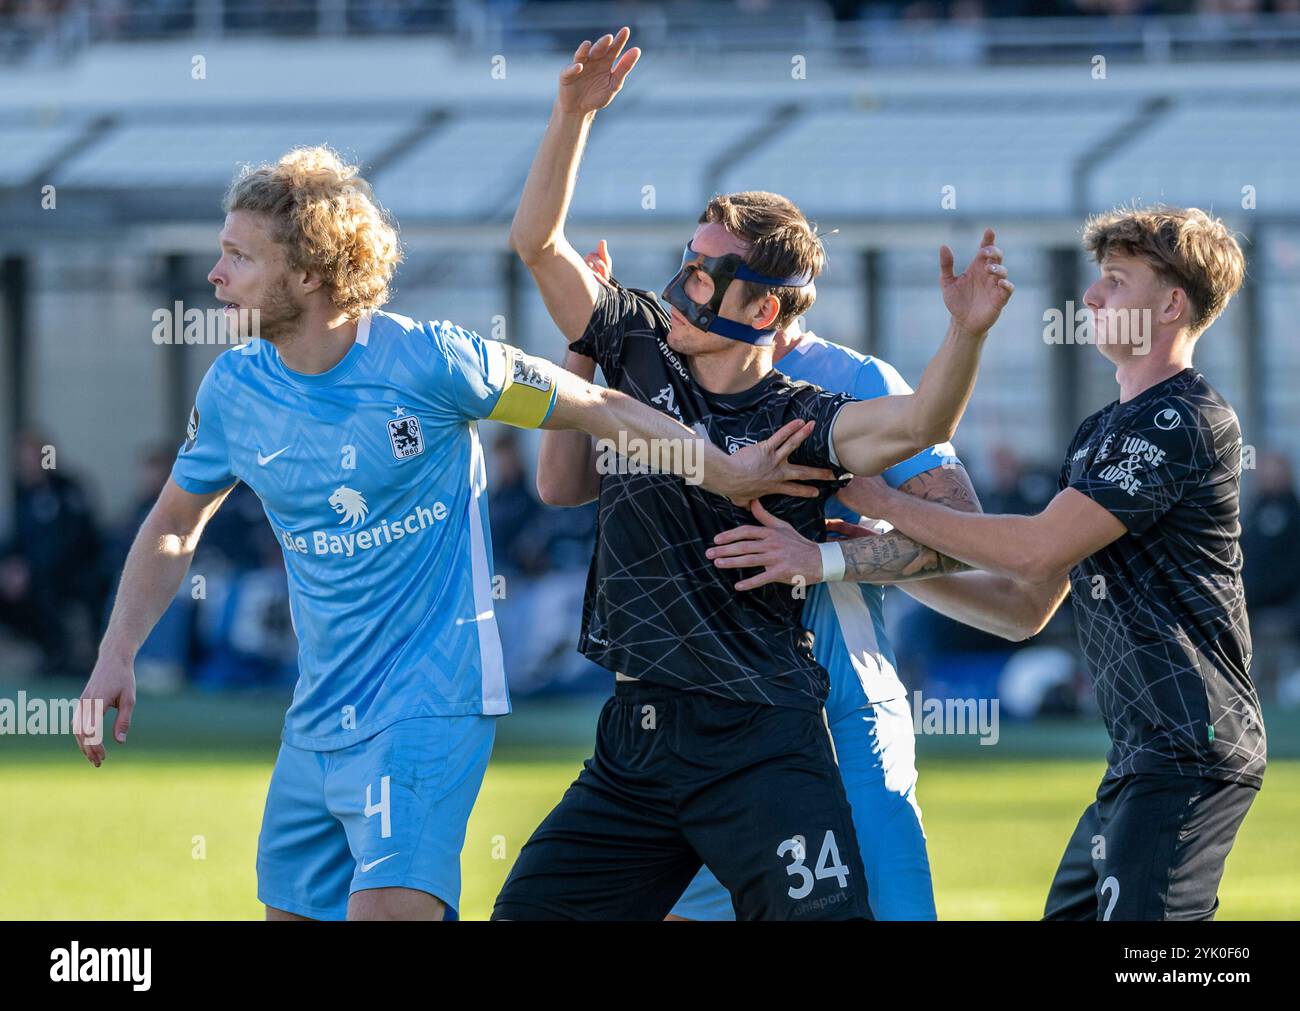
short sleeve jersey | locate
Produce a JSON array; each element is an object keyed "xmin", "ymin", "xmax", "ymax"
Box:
[
  {"xmin": 570, "ymin": 280, "xmax": 857, "ymax": 711},
  {"xmin": 172, "ymin": 310, "xmax": 555, "ymax": 749},
  {"xmin": 1060, "ymin": 368, "xmax": 1265, "ymax": 787}
]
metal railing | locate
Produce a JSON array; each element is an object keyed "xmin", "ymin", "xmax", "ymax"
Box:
[{"xmin": 3, "ymin": 2, "xmax": 1300, "ymax": 66}]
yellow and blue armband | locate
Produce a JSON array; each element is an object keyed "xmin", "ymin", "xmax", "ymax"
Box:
[{"xmin": 487, "ymin": 344, "xmax": 558, "ymax": 429}]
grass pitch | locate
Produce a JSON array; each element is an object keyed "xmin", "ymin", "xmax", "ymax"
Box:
[{"xmin": 2, "ymin": 686, "xmax": 1295, "ymax": 920}]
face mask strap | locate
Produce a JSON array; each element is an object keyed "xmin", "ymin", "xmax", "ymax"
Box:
[{"xmin": 662, "ymin": 242, "xmax": 811, "ymax": 346}]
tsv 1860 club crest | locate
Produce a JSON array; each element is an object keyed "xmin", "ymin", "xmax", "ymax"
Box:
[{"xmin": 386, "ymin": 406, "xmax": 425, "ymax": 460}]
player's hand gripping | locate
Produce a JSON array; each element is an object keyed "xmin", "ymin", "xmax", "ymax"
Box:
[
  {"xmin": 835, "ymin": 473, "xmax": 897, "ymax": 520},
  {"xmin": 707, "ymin": 503, "xmax": 880, "ymax": 590},
  {"xmin": 941, "ymin": 228, "xmax": 1015, "ymax": 337},
  {"xmin": 707, "ymin": 500, "xmax": 824, "ymax": 588},
  {"xmin": 709, "ymin": 419, "xmax": 836, "ymax": 506},
  {"xmin": 557, "ymin": 28, "xmax": 641, "ymax": 116}
]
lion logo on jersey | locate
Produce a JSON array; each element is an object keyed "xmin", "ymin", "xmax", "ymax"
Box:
[
  {"xmin": 329, "ymin": 486, "xmax": 369, "ymax": 528},
  {"xmin": 386, "ymin": 411, "xmax": 425, "ymax": 459},
  {"xmin": 511, "ymin": 350, "xmax": 552, "ymax": 392}
]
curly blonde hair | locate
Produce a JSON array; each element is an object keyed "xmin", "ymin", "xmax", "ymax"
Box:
[
  {"xmin": 1083, "ymin": 205, "xmax": 1245, "ymax": 338},
  {"xmin": 223, "ymin": 146, "xmax": 402, "ymax": 318}
]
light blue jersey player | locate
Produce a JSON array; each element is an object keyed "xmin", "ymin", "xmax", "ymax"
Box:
[
  {"xmin": 75, "ymin": 148, "xmax": 819, "ymax": 922},
  {"xmin": 670, "ymin": 328, "xmax": 958, "ymax": 921},
  {"xmin": 173, "ymin": 309, "xmax": 555, "ymax": 920}
]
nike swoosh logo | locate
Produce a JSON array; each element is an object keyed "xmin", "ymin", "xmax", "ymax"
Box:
[
  {"xmin": 256, "ymin": 446, "xmax": 289, "ymax": 466},
  {"xmin": 360, "ymin": 853, "xmax": 398, "ymax": 872}
]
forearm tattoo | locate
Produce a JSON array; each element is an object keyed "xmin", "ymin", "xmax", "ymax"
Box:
[
  {"xmin": 839, "ymin": 465, "xmax": 981, "ymax": 584},
  {"xmin": 840, "ymin": 529, "xmax": 971, "ymax": 583}
]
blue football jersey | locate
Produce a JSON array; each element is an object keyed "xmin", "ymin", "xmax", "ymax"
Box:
[{"xmin": 172, "ymin": 309, "xmax": 557, "ymax": 749}]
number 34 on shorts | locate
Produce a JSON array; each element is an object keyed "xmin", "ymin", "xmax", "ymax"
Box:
[{"xmin": 779, "ymin": 830, "xmax": 851, "ymax": 900}]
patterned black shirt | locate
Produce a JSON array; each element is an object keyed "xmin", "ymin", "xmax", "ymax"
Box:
[
  {"xmin": 1060, "ymin": 368, "xmax": 1266, "ymax": 787},
  {"xmin": 569, "ymin": 280, "xmax": 856, "ymax": 711}
]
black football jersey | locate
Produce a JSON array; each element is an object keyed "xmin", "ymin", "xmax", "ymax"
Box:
[
  {"xmin": 568, "ymin": 280, "xmax": 857, "ymax": 711},
  {"xmin": 1060, "ymin": 368, "xmax": 1265, "ymax": 787}
]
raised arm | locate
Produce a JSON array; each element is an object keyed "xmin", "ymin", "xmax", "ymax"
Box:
[
  {"xmin": 508, "ymin": 29, "xmax": 640, "ymax": 344},
  {"xmin": 537, "ymin": 350, "xmax": 601, "ymax": 506},
  {"xmin": 830, "ymin": 231, "xmax": 1013, "ymax": 476},
  {"xmin": 78, "ymin": 478, "xmax": 234, "ymax": 766}
]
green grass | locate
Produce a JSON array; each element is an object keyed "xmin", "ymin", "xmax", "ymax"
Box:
[{"xmin": 1, "ymin": 687, "xmax": 1296, "ymax": 920}]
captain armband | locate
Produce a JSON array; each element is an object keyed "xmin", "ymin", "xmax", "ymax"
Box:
[{"xmin": 487, "ymin": 344, "xmax": 559, "ymax": 429}]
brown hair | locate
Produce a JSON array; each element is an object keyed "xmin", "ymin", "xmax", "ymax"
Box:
[
  {"xmin": 1082, "ymin": 205, "xmax": 1245, "ymax": 337},
  {"xmin": 223, "ymin": 146, "xmax": 402, "ymax": 319},
  {"xmin": 699, "ymin": 191, "xmax": 824, "ymax": 331}
]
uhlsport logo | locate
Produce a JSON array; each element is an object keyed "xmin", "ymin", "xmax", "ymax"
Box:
[
  {"xmin": 280, "ymin": 486, "xmax": 450, "ymax": 559},
  {"xmin": 1154, "ymin": 407, "xmax": 1182, "ymax": 430},
  {"xmin": 329, "ymin": 485, "xmax": 369, "ymax": 528}
]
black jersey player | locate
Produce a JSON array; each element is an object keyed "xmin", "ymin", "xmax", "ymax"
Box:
[
  {"xmin": 491, "ymin": 28, "xmax": 1014, "ymax": 920},
  {"xmin": 841, "ymin": 205, "xmax": 1265, "ymax": 921}
]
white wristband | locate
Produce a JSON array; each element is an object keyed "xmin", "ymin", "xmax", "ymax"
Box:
[{"xmin": 818, "ymin": 541, "xmax": 846, "ymax": 583}]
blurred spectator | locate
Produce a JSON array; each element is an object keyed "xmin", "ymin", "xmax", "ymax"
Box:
[
  {"xmin": 1242, "ymin": 451, "xmax": 1300, "ymax": 611},
  {"xmin": 1240, "ymin": 451, "xmax": 1300, "ymax": 702},
  {"xmin": 97, "ymin": 449, "xmax": 290, "ymax": 693},
  {"xmin": 225, "ymin": 0, "xmax": 314, "ymax": 34},
  {"xmin": 188, "ymin": 479, "xmax": 296, "ymax": 692},
  {"xmin": 105, "ymin": 442, "xmax": 173, "ymax": 574},
  {"xmin": 0, "ymin": 430, "xmax": 106, "ymax": 677},
  {"xmin": 4, "ymin": 0, "xmax": 1292, "ymax": 60},
  {"xmin": 979, "ymin": 444, "xmax": 1056, "ymax": 515},
  {"xmin": 192, "ymin": 549, "xmax": 299, "ymax": 691},
  {"xmin": 199, "ymin": 480, "xmax": 276, "ymax": 572},
  {"xmin": 488, "ymin": 430, "xmax": 550, "ymax": 576},
  {"xmin": 884, "ymin": 443, "xmax": 1076, "ymax": 697},
  {"xmin": 103, "ymin": 443, "xmax": 191, "ymax": 692},
  {"xmin": 542, "ymin": 499, "xmax": 597, "ymax": 570}
]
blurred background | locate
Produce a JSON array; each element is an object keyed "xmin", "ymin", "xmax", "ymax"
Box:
[{"xmin": 0, "ymin": 0, "xmax": 1297, "ymax": 919}]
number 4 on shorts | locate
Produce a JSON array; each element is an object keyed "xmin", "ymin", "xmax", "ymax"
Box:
[
  {"xmin": 365, "ymin": 775, "xmax": 392, "ymax": 839},
  {"xmin": 778, "ymin": 830, "xmax": 850, "ymax": 900}
]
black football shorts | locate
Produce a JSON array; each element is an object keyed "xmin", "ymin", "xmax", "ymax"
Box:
[
  {"xmin": 492, "ymin": 680, "xmax": 872, "ymax": 921},
  {"xmin": 1044, "ymin": 772, "xmax": 1258, "ymax": 921}
]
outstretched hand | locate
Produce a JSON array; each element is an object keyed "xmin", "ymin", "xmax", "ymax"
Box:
[
  {"xmin": 557, "ymin": 28, "xmax": 641, "ymax": 115},
  {"xmin": 940, "ymin": 228, "xmax": 1015, "ymax": 337}
]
